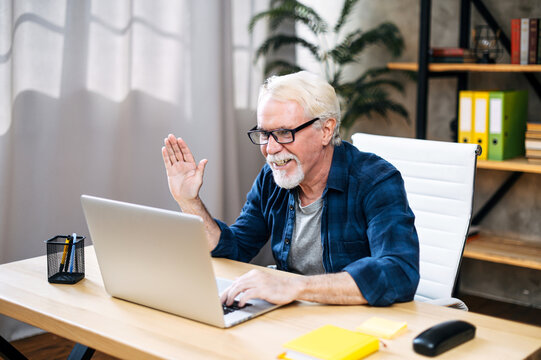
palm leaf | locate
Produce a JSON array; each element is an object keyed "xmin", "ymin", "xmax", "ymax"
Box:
[
  {"xmin": 328, "ymin": 29, "xmax": 363, "ymax": 64},
  {"xmin": 360, "ymin": 79, "xmax": 405, "ymax": 93},
  {"xmin": 356, "ymin": 67, "xmax": 393, "ymax": 82},
  {"xmin": 347, "ymin": 69, "xmax": 406, "ymax": 93},
  {"xmin": 334, "ymin": 0, "xmax": 361, "ymax": 33},
  {"xmin": 348, "ymin": 22, "xmax": 404, "ymax": 58},
  {"xmin": 248, "ymin": 0, "xmax": 411, "ymax": 132},
  {"xmin": 401, "ymin": 69, "xmax": 418, "ymax": 81},
  {"xmin": 342, "ymin": 96, "xmax": 409, "ymax": 128},
  {"xmin": 358, "ymin": 68, "xmax": 417, "ymax": 85},
  {"xmin": 255, "ymin": 34, "xmax": 320, "ymax": 61},
  {"xmin": 264, "ymin": 60, "xmax": 304, "ymax": 76},
  {"xmin": 249, "ymin": 0, "xmax": 328, "ymax": 35},
  {"xmin": 329, "ymin": 69, "xmax": 344, "ymax": 88},
  {"xmin": 341, "ymin": 86, "xmax": 409, "ymax": 129}
]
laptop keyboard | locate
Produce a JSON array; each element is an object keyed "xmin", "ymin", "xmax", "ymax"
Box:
[{"xmin": 222, "ymin": 300, "xmax": 252, "ymax": 315}]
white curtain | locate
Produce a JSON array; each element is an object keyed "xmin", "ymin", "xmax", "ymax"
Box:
[{"xmin": 0, "ymin": 0, "xmax": 241, "ymax": 341}]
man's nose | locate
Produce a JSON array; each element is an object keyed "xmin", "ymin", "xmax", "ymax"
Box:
[{"xmin": 265, "ymin": 135, "xmax": 283, "ymax": 154}]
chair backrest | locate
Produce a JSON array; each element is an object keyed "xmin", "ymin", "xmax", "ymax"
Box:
[{"xmin": 351, "ymin": 133, "xmax": 480, "ymax": 301}]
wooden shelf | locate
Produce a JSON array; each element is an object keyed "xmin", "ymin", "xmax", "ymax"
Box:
[
  {"xmin": 464, "ymin": 234, "xmax": 541, "ymax": 270},
  {"xmin": 477, "ymin": 158, "xmax": 541, "ymax": 174},
  {"xmin": 388, "ymin": 62, "xmax": 541, "ymax": 72},
  {"xmin": 472, "ymin": 159, "xmax": 541, "ymax": 270}
]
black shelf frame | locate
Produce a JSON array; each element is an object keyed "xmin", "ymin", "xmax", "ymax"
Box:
[
  {"xmin": 416, "ymin": 0, "xmax": 541, "ymax": 140},
  {"xmin": 415, "ymin": 0, "xmax": 541, "ymax": 228}
]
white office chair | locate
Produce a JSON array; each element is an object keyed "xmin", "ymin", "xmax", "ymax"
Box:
[{"xmin": 351, "ymin": 133, "xmax": 481, "ymax": 310}]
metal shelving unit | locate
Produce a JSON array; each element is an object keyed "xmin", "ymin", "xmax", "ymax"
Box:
[
  {"xmin": 395, "ymin": 0, "xmax": 541, "ymax": 272},
  {"xmin": 412, "ymin": 0, "xmax": 541, "ymax": 140}
]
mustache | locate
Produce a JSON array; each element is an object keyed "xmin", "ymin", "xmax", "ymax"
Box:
[{"xmin": 266, "ymin": 153, "xmax": 300, "ymax": 166}]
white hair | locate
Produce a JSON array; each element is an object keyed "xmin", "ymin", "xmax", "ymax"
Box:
[{"xmin": 258, "ymin": 71, "xmax": 342, "ymax": 146}]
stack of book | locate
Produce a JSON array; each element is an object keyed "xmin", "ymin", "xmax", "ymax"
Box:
[
  {"xmin": 458, "ymin": 90, "xmax": 528, "ymax": 161},
  {"xmin": 278, "ymin": 325, "xmax": 379, "ymax": 360},
  {"xmin": 511, "ymin": 18, "xmax": 541, "ymax": 64},
  {"xmin": 525, "ymin": 122, "xmax": 541, "ymax": 163},
  {"xmin": 429, "ymin": 47, "xmax": 475, "ymax": 63}
]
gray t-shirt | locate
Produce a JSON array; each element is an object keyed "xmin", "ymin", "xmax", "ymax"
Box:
[{"xmin": 287, "ymin": 195, "xmax": 325, "ymax": 275}]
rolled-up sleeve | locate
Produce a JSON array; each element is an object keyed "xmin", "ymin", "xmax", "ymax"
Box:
[{"xmin": 342, "ymin": 172, "xmax": 420, "ymax": 306}]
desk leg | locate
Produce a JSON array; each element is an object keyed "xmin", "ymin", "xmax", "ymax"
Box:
[
  {"xmin": 67, "ymin": 343, "xmax": 95, "ymax": 360},
  {"xmin": 0, "ymin": 335, "xmax": 28, "ymax": 360}
]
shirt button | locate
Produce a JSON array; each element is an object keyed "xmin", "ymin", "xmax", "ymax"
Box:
[
  {"xmin": 285, "ymin": 238, "xmax": 290, "ymax": 245},
  {"xmin": 289, "ymin": 205, "xmax": 294, "ymax": 210}
]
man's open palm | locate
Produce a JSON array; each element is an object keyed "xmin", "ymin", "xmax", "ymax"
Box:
[{"xmin": 162, "ymin": 134, "xmax": 208, "ymax": 203}]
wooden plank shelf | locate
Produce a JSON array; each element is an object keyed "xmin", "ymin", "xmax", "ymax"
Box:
[
  {"xmin": 464, "ymin": 234, "xmax": 541, "ymax": 270},
  {"xmin": 477, "ymin": 158, "xmax": 541, "ymax": 174},
  {"xmin": 388, "ymin": 62, "xmax": 541, "ymax": 72},
  {"xmin": 471, "ymin": 159, "xmax": 541, "ymax": 270}
]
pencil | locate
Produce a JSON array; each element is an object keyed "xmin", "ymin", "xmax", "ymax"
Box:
[{"xmin": 59, "ymin": 236, "xmax": 70, "ymax": 272}]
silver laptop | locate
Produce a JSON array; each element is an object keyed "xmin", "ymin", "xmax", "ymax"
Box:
[{"xmin": 80, "ymin": 194, "xmax": 281, "ymax": 328}]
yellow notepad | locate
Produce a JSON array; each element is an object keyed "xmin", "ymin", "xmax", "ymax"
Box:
[
  {"xmin": 279, "ymin": 324, "xmax": 379, "ymax": 360},
  {"xmin": 356, "ymin": 317, "xmax": 407, "ymax": 339}
]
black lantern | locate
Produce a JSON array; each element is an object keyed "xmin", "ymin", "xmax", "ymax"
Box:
[{"xmin": 472, "ymin": 25, "xmax": 503, "ymax": 63}]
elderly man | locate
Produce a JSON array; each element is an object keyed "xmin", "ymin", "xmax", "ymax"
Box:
[{"xmin": 162, "ymin": 71, "xmax": 419, "ymax": 307}]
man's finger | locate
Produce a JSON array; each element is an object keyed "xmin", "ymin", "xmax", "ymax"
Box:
[
  {"xmin": 164, "ymin": 136, "xmax": 178, "ymax": 163},
  {"xmin": 220, "ymin": 284, "xmax": 235, "ymax": 306},
  {"xmin": 237, "ymin": 288, "xmax": 258, "ymax": 307},
  {"xmin": 197, "ymin": 159, "xmax": 208, "ymax": 177},
  {"xmin": 177, "ymin": 137, "xmax": 196, "ymax": 164},
  {"xmin": 161, "ymin": 147, "xmax": 172, "ymax": 168},
  {"xmin": 224, "ymin": 281, "xmax": 249, "ymax": 306},
  {"xmin": 219, "ymin": 289, "xmax": 229, "ymax": 304},
  {"xmin": 219, "ymin": 282, "xmax": 235, "ymax": 304},
  {"xmin": 167, "ymin": 134, "xmax": 184, "ymax": 162},
  {"xmin": 225, "ymin": 286, "xmax": 243, "ymax": 306}
]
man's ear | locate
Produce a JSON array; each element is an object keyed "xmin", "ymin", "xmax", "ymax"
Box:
[{"xmin": 321, "ymin": 118, "xmax": 337, "ymax": 146}]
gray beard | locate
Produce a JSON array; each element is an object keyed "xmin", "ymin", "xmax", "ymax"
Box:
[{"xmin": 271, "ymin": 163, "xmax": 304, "ymax": 189}]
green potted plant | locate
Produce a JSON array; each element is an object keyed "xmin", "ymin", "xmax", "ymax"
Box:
[{"xmin": 249, "ymin": 0, "xmax": 411, "ymax": 138}]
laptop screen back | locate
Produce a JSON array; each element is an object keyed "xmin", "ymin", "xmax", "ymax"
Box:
[{"xmin": 81, "ymin": 195, "xmax": 226, "ymax": 327}]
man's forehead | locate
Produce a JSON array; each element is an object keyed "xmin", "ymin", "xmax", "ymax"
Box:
[
  {"xmin": 257, "ymin": 115, "xmax": 305, "ymax": 130},
  {"xmin": 257, "ymin": 98, "xmax": 306, "ymax": 128},
  {"xmin": 258, "ymin": 97, "xmax": 304, "ymax": 114}
]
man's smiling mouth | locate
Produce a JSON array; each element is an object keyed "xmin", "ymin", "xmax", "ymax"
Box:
[{"xmin": 273, "ymin": 159, "xmax": 292, "ymax": 166}]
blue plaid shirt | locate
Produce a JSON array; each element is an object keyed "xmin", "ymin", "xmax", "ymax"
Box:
[{"xmin": 212, "ymin": 141, "xmax": 419, "ymax": 306}]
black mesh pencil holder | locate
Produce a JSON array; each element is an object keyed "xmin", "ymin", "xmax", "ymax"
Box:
[{"xmin": 46, "ymin": 235, "xmax": 85, "ymax": 284}]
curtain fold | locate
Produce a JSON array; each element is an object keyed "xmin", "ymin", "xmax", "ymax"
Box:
[{"xmin": 0, "ymin": 0, "xmax": 239, "ymax": 341}]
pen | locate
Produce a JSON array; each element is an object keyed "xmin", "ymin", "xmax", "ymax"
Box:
[
  {"xmin": 69, "ymin": 233, "xmax": 77, "ymax": 273},
  {"xmin": 59, "ymin": 236, "xmax": 70, "ymax": 272},
  {"xmin": 64, "ymin": 235, "xmax": 74, "ymax": 273}
]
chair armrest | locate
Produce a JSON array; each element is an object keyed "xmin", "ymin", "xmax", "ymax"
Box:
[{"xmin": 424, "ymin": 297, "xmax": 469, "ymax": 311}]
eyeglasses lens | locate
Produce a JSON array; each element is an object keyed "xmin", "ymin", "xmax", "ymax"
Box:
[{"xmin": 252, "ymin": 130, "xmax": 294, "ymax": 145}]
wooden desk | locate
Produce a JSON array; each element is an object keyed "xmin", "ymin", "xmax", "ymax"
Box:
[{"xmin": 1, "ymin": 247, "xmax": 540, "ymax": 359}]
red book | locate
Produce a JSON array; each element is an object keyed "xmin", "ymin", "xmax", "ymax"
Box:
[
  {"xmin": 429, "ymin": 47, "xmax": 466, "ymax": 57},
  {"xmin": 529, "ymin": 18, "xmax": 538, "ymax": 64},
  {"xmin": 511, "ymin": 19, "xmax": 521, "ymax": 64}
]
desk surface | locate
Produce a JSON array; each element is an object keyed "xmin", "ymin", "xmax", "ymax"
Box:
[{"xmin": 1, "ymin": 247, "xmax": 540, "ymax": 360}]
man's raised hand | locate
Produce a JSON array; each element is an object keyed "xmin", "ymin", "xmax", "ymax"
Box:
[{"xmin": 162, "ymin": 134, "xmax": 208, "ymax": 205}]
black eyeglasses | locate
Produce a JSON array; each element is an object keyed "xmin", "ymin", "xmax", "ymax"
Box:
[{"xmin": 247, "ymin": 118, "xmax": 320, "ymax": 145}]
